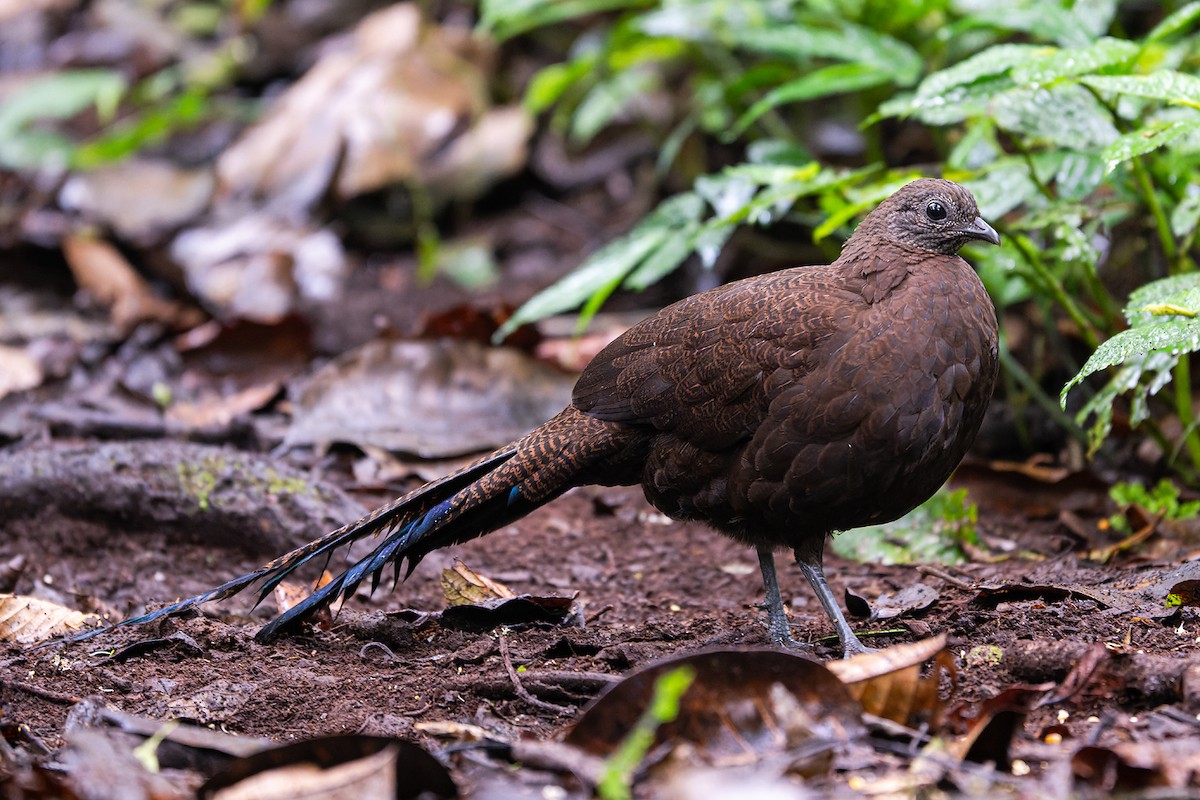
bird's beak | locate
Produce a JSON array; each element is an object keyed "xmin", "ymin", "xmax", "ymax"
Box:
[{"xmin": 957, "ymin": 216, "xmax": 1001, "ymax": 246}]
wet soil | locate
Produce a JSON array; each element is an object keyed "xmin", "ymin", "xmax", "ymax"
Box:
[{"xmin": 4, "ymin": 472, "xmax": 1200, "ymax": 796}]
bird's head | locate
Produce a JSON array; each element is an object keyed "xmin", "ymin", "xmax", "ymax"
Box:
[{"xmin": 854, "ymin": 178, "xmax": 1000, "ymax": 256}]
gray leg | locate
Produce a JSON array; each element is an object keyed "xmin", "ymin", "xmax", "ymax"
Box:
[
  {"xmin": 756, "ymin": 546, "xmax": 806, "ymax": 649},
  {"xmin": 793, "ymin": 537, "xmax": 875, "ymax": 659}
]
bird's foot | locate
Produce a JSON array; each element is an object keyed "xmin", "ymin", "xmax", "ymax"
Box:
[
  {"xmin": 761, "ymin": 611, "xmax": 811, "ymax": 651},
  {"xmin": 771, "ymin": 631, "xmax": 813, "ymax": 651},
  {"xmin": 838, "ymin": 634, "xmax": 880, "ymax": 659}
]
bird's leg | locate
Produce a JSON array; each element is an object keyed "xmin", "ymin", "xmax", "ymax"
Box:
[
  {"xmin": 793, "ymin": 536, "xmax": 875, "ymax": 659},
  {"xmin": 756, "ymin": 546, "xmax": 807, "ymax": 649}
]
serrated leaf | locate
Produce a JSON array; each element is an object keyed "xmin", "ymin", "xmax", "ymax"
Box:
[
  {"xmin": 878, "ymin": 77, "xmax": 1012, "ymax": 125},
  {"xmin": 1054, "ymin": 151, "xmax": 1106, "ymax": 200},
  {"xmin": 915, "ymin": 44, "xmax": 1046, "ymax": 99},
  {"xmin": 730, "ymin": 63, "xmax": 892, "ymax": 138},
  {"xmin": 1171, "ymin": 188, "xmax": 1200, "ymax": 239},
  {"xmin": 1100, "ymin": 117, "xmax": 1200, "ymax": 172},
  {"xmin": 962, "ymin": 159, "xmax": 1040, "ymax": 219},
  {"xmin": 1061, "ymin": 317, "xmax": 1200, "ymax": 406},
  {"xmin": 1128, "ymin": 273, "xmax": 1200, "ymax": 323},
  {"xmin": 1082, "ymin": 72, "xmax": 1200, "ymax": 109},
  {"xmin": 1011, "ymin": 37, "xmax": 1139, "ymax": 86}
]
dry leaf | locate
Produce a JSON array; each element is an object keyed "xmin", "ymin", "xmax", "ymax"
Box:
[
  {"xmin": 0, "ymin": 594, "xmax": 100, "ymax": 644},
  {"xmin": 62, "ymin": 233, "xmax": 195, "ymax": 332},
  {"xmin": 284, "ymin": 338, "xmax": 574, "ymax": 458},
  {"xmin": 441, "ymin": 560, "xmax": 515, "ymax": 606},
  {"xmin": 0, "ymin": 343, "xmax": 43, "ymax": 400},
  {"xmin": 827, "ymin": 634, "xmax": 951, "ymax": 727}
]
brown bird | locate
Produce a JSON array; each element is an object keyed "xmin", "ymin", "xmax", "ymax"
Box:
[{"xmin": 92, "ymin": 178, "xmax": 999, "ymax": 658}]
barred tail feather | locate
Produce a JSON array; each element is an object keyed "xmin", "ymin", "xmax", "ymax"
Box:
[{"xmin": 50, "ymin": 444, "xmax": 519, "ymax": 647}]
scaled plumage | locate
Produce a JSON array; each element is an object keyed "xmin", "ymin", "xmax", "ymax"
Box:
[{"xmin": 79, "ymin": 178, "xmax": 1000, "ymax": 658}]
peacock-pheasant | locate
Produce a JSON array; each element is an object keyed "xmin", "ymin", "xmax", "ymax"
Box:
[{"xmin": 79, "ymin": 178, "xmax": 1000, "ymax": 659}]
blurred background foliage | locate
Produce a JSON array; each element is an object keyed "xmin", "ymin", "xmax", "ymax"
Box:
[
  {"xmin": 4, "ymin": 0, "xmax": 1200, "ymax": 494},
  {"xmin": 478, "ymin": 0, "xmax": 1200, "ymax": 485}
]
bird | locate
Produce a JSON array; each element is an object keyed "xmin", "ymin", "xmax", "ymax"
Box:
[{"xmin": 76, "ymin": 178, "xmax": 999, "ymax": 658}]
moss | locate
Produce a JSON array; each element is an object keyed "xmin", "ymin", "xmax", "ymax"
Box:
[{"xmin": 175, "ymin": 458, "xmax": 221, "ymax": 511}]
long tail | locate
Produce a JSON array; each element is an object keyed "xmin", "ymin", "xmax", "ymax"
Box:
[{"xmin": 59, "ymin": 408, "xmax": 641, "ymax": 645}]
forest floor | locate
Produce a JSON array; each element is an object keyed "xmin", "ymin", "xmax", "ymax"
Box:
[{"xmin": 4, "ymin": 443, "xmax": 1200, "ymax": 797}]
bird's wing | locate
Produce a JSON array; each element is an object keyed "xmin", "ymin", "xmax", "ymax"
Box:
[{"xmin": 572, "ymin": 267, "xmax": 856, "ymax": 448}]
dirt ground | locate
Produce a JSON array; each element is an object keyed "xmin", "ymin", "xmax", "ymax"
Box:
[{"xmin": 4, "ymin": 462, "xmax": 1200, "ymax": 797}]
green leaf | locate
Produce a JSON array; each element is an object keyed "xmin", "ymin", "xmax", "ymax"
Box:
[
  {"xmin": 989, "ymin": 84, "xmax": 1118, "ymax": 149},
  {"xmin": 1127, "ymin": 273, "xmax": 1200, "ymax": 324},
  {"xmin": 495, "ymin": 194, "xmax": 705, "ymax": 341},
  {"xmin": 525, "ymin": 58, "xmax": 595, "ymax": 114},
  {"xmin": 877, "ymin": 76, "xmax": 1012, "ymax": 125},
  {"xmin": 876, "ymin": 44, "xmax": 1046, "ymax": 124},
  {"xmin": 1061, "ymin": 317, "xmax": 1200, "ymax": 407},
  {"xmin": 913, "ymin": 43, "xmax": 1046, "ymax": 99},
  {"xmin": 952, "ymin": 0, "xmax": 1094, "ymax": 47},
  {"xmin": 0, "ymin": 69, "xmax": 127, "ymax": 169},
  {"xmin": 0, "ymin": 69, "xmax": 125, "ymax": 131},
  {"xmin": 729, "ymin": 63, "xmax": 891, "ymax": 138},
  {"xmin": 478, "ymin": 0, "xmax": 645, "ymax": 41},
  {"xmin": 1010, "ymin": 37, "xmax": 1139, "ymax": 86},
  {"xmin": 730, "ymin": 21, "xmax": 921, "ymax": 84},
  {"xmin": 1146, "ymin": 1, "xmax": 1200, "ymax": 42},
  {"xmin": 1171, "ymin": 188, "xmax": 1200, "ymax": 240},
  {"xmin": 831, "ymin": 487, "xmax": 978, "ymax": 565},
  {"xmin": 962, "ymin": 159, "xmax": 1041, "ymax": 219},
  {"xmin": 1054, "ymin": 151, "xmax": 1106, "ymax": 200},
  {"xmin": 570, "ymin": 68, "xmax": 659, "ymax": 144},
  {"xmin": 812, "ymin": 177, "xmax": 913, "ymax": 241},
  {"xmin": 1082, "ymin": 72, "xmax": 1200, "ymax": 110},
  {"xmin": 1100, "ymin": 117, "xmax": 1200, "ymax": 173}
]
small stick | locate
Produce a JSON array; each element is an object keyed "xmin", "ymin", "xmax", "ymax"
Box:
[{"xmin": 498, "ymin": 632, "xmax": 573, "ymax": 715}]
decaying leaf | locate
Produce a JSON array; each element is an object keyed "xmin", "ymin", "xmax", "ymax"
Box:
[
  {"xmin": 827, "ymin": 634, "xmax": 952, "ymax": 727},
  {"xmin": 845, "ymin": 582, "xmax": 939, "ymax": 621},
  {"xmin": 441, "ymin": 560, "xmax": 515, "ymax": 605},
  {"xmin": 199, "ymin": 735, "xmax": 456, "ymax": 800},
  {"xmin": 59, "ymin": 158, "xmax": 214, "ymax": 243},
  {"xmin": 566, "ymin": 648, "xmax": 864, "ymax": 777},
  {"xmin": 0, "ymin": 593, "xmax": 100, "ymax": 644},
  {"xmin": 284, "ymin": 338, "xmax": 574, "ymax": 458},
  {"xmin": 0, "ymin": 343, "xmax": 43, "ymax": 400},
  {"xmin": 215, "ymin": 3, "xmax": 530, "ymax": 211},
  {"xmin": 273, "ymin": 572, "xmax": 337, "ymax": 631},
  {"xmin": 439, "ymin": 593, "xmax": 579, "ymax": 632},
  {"xmin": 171, "ymin": 216, "xmax": 346, "ymax": 323},
  {"xmin": 63, "ymin": 233, "xmax": 198, "ymax": 332}
]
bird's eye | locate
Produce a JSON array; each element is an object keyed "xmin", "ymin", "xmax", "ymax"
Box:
[{"xmin": 925, "ymin": 201, "xmax": 947, "ymax": 221}]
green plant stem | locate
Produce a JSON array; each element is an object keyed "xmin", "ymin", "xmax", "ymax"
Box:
[
  {"xmin": 1130, "ymin": 154, "xmax": 1178, "ymax": 267},
  {"xmin": 999, "ymin": 341, "xmax": 1087, "ymax": 443},
  {"xmin": 1011, "ymin": 234, "xmax": 1101, "ymax": 350},
  {"xmin": 1172, "ymin": 355, "xmax": 1200, "ymax": 473},
  {"xmin": 597, "ymin": 666, "xmax": 695, "ymax": 800}
]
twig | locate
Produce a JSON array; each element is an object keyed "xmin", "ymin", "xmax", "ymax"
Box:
[
  {"xmin": 916, "ymin": 565, "xmax": 974, "ymax": 591},
  {"xmin": 2, "ymin": 678, "xmax": 80, "ymax": 706},
  {"xmin": 585, "ymin": 604, "xmax": 615, "ymax": 625},
  {"xmin": 498, "ymin": 632, "xmax": 574, "ymax": 715}
]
